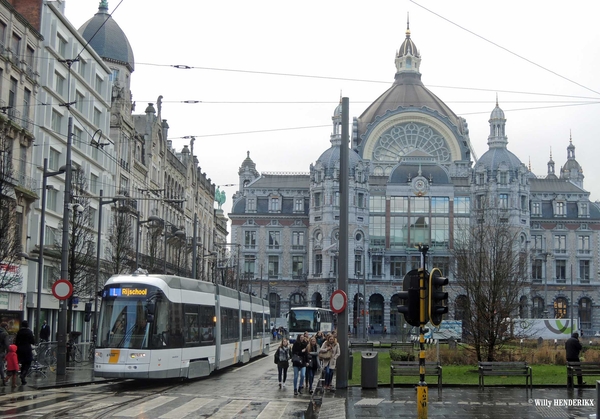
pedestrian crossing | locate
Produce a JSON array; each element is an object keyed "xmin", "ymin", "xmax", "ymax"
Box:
[{"xmin": 0, "ymin": 390, "xmax": 307, "ymax": 418}]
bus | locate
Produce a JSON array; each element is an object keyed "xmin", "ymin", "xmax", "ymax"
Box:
[
  {"xmin": 287, "ymin": 307, "xmax": 335, "ymax": 342},
  {"xmin": 93, "ymin": 274, "xmax": 270, "ymax": 379}
]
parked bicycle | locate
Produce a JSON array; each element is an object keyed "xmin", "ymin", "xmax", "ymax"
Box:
[{"xmin": 37, "ymin": 341, "xmax": 57, "ymax": 367}]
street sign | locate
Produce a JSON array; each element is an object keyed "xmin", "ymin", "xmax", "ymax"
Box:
[
  {"xmin": 52, "ymin": 279, "xmax": 73, "ymax": 300},
  {"xmin": 330, "ymin": 289, "xmax": 347, "ymax": 314}
]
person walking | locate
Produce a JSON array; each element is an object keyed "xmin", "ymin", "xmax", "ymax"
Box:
[
  {"xmin": 566, "ymin": 332, "xmax": 585, "ymax": 387},
  {"xmin": 291, "ymin": 334, "xmax": 308, "ymax": 395},
  {"xmin": 15, "ymin": 320, "xmax": 35, "ymax": 385},
  {"xmin": 4, "ymin": 344, "xmax": 19, "ymax": 388},
  {"xmin": 0, "ymin": 322, "xmax": 10, "ymax": 385},
  {"xmin": 275, "ymin": 338, "xmax": 292, "ymax": 389},
  {"xmin": 306, "ymin": 336, "xmax": 321, "ymax": 394},
  {"xmin": 40, "ymin": 320, "xmax": 50, "ymax": 342},
  {"xmin": 319, "ymin": 334, "xmax": 340, "ymax": 390}
]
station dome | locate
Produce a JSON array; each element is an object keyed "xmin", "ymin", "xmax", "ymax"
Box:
[{"xmin": 78, "ymin": 1, "xmax": 135, "ymax": 72}]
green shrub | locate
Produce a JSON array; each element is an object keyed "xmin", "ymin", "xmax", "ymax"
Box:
[{"xmin": 390, "ymin": 349, "xmax": 415, "ymax": 361}]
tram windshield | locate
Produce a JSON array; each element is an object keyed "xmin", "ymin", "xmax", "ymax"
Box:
[
  {"xmin": 97, "ymin": 285, "xmax": 157, "ymax": 349},
  {"xmin": 288, "ymin": 308, "xmax": 334, "ymax": 334}
]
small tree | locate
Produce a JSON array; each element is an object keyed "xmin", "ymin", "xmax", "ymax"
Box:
[
  {"xmin": 106, "ymin": 206, "xmax": 134, "ymax": 275},
  {"xmin": 0, "ymin": 134, "xmax": 22, "ymax": 290},
  {"xmin": 451, "ymin": 203, "xmax": 529, "ymax": 361}
]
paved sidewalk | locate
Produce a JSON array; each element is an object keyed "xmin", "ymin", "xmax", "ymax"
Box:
[{"xmin": 316, "ymin": 385, "xmax": 599, "ymax": 419}]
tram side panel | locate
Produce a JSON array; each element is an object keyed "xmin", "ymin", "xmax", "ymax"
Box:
[
  {"xmin": 240, "ymin": 293, "xmax": 252, "ymax": 363},
  {"xmin": 217, "ymin": 286, "xmax": 241, "ymax": 369}
]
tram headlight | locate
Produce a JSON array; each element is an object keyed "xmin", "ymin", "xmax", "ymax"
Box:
[{"xmin": 130, "ymin": 353, "xmax": 147, "ymax": 359}]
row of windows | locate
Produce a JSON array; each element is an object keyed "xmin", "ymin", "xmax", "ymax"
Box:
[
  {"xmin": 531, "ymin": 234, "xmax": 592, "ymax": 254},
  {"xmin": 531, "ymin": 201, "xmax": 588, "ymax": 218},
  {"xmin": 313, "ymin": 192, "xmax": 367, "ymax": 208},
  {"xmin": 531, "ymin": 259, "xmax": 592, "ymax": 281},
  {"xmin": 245, "ymin": 231, "xmax": 305, "ymax": 248},
  {"xmin": 370, "ymin": 196, "xmax": 471, "ymax": 214}
]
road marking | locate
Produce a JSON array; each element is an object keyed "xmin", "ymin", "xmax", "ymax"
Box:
[
  {"xmin": 0, "ymin": 392, "xmax": 70, "ymax": 410},
  {"xmin": 256, "ymin": 401, "xmax": 289, "ymax": 419},
  {"xmin": 115, "ymin": 396, "xmax": 177, "ymax": 417},
  {"xmin": 210, "ymin": 400, "xmax": 250, "ymax": 418},
  {"xmin": 158, "ymin": 398, "xmax": 214, "ymax": 418}
]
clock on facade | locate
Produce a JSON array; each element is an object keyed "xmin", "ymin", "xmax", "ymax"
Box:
[{"xmin": 412, "ymin": 177, "xmax": 428, "ymax": 196}]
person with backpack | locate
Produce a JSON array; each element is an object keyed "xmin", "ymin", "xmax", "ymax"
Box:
[
  {"xmin": 15, "ymin": 320, "xmax": 35, "ymax": 385},
  {"xmin": 275, "ymin": 338, "xmax": 292, "ymax": 389},
  {"xmin": 0, "ymin": 322, "xmax": 10, "ymax": 385}
]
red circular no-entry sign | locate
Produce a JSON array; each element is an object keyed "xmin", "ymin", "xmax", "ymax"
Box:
[
  {"xmin": 330, "ymin": 290, "xmax": 347, "ymax": 314},
  {"xmin": 52, "ymin": 279, "xmax": 73, "ymax": 300}
]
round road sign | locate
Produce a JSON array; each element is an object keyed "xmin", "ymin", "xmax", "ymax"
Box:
[
  {"xmin": 52, "ymin": 279, "xmax": 73, "ymax": 300},
  {"xmin": 330, "ymin": 290, "xmax": 347, "ymax": 314}
]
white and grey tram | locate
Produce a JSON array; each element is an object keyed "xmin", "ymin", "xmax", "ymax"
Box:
[{"xmin": 93, "ymin": 274, "xmax": 271, "ymax": 379}]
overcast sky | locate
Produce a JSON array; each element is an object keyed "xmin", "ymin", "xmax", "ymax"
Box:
[{"xmin": 64, "ymin": 1, "xmax": 600, "ymax": 204}]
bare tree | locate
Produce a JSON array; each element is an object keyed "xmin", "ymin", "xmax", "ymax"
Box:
[
  {"xmin": 146, "ymin": 226, "xmax": 163, "ymax": 274},
  {"xmin": 106, "ymin": 206, "xmax": 134, "ymax": 275},
  {"xmin": 451, "ymin": 203, "xmax": 529, "ymax": 361},
  {"xmin": 0, "ymin": 134, "xmax": 22, "ymax": 290},
  {"xmin": 55, "ymin": 168, "xmax": 96, "ymax": 332}
]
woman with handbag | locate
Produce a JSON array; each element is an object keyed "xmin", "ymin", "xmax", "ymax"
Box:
[
  {"xmin": 275, "ymin": 338, "xmax": 292, "ymax": 389},
  {"xmin": 319, "ymin": 334, "xmax": 340, "ymax": 390},
  {"xmin": 291, "ymin": 335, "xmax": 308, "ymax": 395},
  {"xmin": 306, "ymin": 336, "xmax": 321, "ymax": 394}
]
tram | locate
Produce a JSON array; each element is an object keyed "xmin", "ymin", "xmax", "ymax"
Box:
[
  {"xmin": 287, "ymin": 307, "xmax": 335, "ymax": 343},
  {"xmin": 93, "ymin": 274, "xmax": 271, "ymax": 379}
]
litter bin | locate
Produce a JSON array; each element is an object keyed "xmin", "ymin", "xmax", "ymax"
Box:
[{"xmin": 361, "ymin": 351, "xmax": 378, "ymax": 389}]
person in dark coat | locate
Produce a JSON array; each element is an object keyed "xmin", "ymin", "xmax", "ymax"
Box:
[
  {"xmin": 565, "ymin": 332, "xmax": 584, "ymax": 386},
  {"xmin": 40, "ymin": 320, "xmax": 50, "ymax": 342},
  {"xmin": 14, "ymin": 320, "xmax": 35, "ymax": 385}
]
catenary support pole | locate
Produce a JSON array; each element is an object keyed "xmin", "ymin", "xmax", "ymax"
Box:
[{"xmin": 336, "ymin": 97, "xmax": 349, "ymax": 389}]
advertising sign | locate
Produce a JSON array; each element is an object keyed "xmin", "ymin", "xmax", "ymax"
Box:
[{"xmin": 512, "ymin": 318, "xmax": 578, "ymax": 339}]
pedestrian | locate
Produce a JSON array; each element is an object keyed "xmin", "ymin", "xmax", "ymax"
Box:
[
  {"xmin": 4, "ymin": 344, "xmax": 19, "ymax": 388},
  {"xmin": 292, "ymin": 334, "xmax": 308, "ymax": 395},
  {"xmin": 315, "ymin": 331, "xmax": 325, "ymax": 346},
  {"xmin": 14, "ymin": 320, "xmax": 34, "ymax": 385},
  {"xmin": 566, "ymin": 332, "xmax": 585, "ymax": 386},
  {"xmin": 40, "ymin": 320, "xmax": 50, "ymax": 342},
  {"xmin": 275, "ymin": 338, "xmax": 292, "ymax": 389},
  {"xmin": 319, "ymin": 334, "xmax": 340, "ymax": 390},
  {"xmin": 306, "ymin": 336, "xmax": 321, "ymax": 394},
  {"xmin": 0, "ymin": 322, "xmax": 10, "ymax": 385},
  {"xmin": 383, "ymin": 325, "xmax": 388, "ymax": 336}
]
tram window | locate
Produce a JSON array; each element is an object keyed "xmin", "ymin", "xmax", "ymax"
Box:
[
  {"xmin": 168, "ymin": 302, "xmax": 184, "ymax": 348},
  {"xmin": 199, "ymin": 305, "xmax": 215, "ymax": 346},
  {"xmin": 184, "ymin": 306, "xmax": 200, "ymax": 346},
  {"xmin": 220, "ymin": 307, "xmax": 240, "ymax": 344},
  {"xmin": 253, "ymin": 312, "xmax": 263, "ymax": 338},
  {"xmin": 242, "ymin": 310, "xmax": 252, "ymax": 340}
]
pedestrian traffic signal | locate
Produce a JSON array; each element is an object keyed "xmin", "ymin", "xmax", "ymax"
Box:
[
  {"xmin": 398, "ymin": 269, "xmax": 421, "ymax": 327},
  {"xmin": 429, "ymin": 268, "xmax": 448, "ymax": 326}
]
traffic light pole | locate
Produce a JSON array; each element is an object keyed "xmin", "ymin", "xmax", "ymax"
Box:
[{"xmin": 417, "ymin": 244, "xmax": 429, "ymax": 419}]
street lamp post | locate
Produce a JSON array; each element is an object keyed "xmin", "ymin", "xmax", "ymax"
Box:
[
  {"xmin": 22, "ymin": 158, "xmax": 65, "ymax": 344},
  {"xmin": 135, "ymin": 215, "xmax": 162, "ymax": 271},
  {"xmin": 93, "ymin": 190, "xmax": 127, "ymax": 335},
  {"xmin": 57, "ymin": 116, "xmax": 74, "ymax": 376},
  {"xmin": 161, "ymin": 220, "xmax": 185, "ymax": 275}
]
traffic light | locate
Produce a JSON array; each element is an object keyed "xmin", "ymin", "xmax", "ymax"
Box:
[
  {"xmin": 84, "ymin": 302, "xmax": 92, "ymax": 322},
  {"xmin": 429, "ymin": 268, "xmax": 449, "ymax": 326},
  {"xmin": 398, "ymin": 269, "xmax": 421, "ymax": 327}
]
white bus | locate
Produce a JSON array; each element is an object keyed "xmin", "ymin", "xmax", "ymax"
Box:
[
  {"xmin": 93, "ymin": 274, "xmax": 270, "ymax": 379},
  {"xmin": 287, "ymin": 307, "xmax": 335, "ymax": 342}
]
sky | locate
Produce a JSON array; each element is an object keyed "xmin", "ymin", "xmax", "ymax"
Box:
[{"xmin": 64, "ymin": 1, "xmax": 600, "ymax": 204}]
